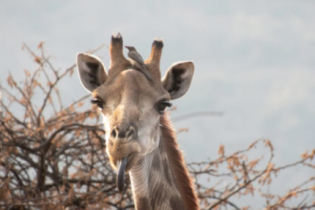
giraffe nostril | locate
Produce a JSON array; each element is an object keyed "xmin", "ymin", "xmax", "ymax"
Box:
[
  {"xmin": 111, "ymin": 125, "xmax": 136, "ymax": 140},
  {"xmin": 111, "ymin": 129, "xmax": 117, "ymax": 138}
]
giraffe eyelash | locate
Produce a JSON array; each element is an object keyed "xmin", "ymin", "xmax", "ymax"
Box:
[
  {"xmin": 156, "ymin": 100, "xmax": 172, "ymax": 115},
  {"xmin": 91, "ymin": 98, "xmax": 104, "ymax": 109}
]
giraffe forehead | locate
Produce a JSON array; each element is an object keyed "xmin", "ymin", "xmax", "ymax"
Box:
[{"xmin": 95, "ymin": 69, "xmax": 168, "ymax": 104}]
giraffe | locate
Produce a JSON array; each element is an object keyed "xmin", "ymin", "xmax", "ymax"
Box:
[{"xmin": 76, "ymin": 33, "xmax": 200, "ymax": 210}]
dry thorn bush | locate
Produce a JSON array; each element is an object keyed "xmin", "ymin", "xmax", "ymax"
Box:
[{"xmin": 0, "ymin": 44, "xmax": 314, "ymax": 210}]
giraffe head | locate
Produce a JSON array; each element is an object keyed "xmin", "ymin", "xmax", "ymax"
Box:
[{"xmin": 76, "ymin": 33, "xmax": 194, "ymax": 188}]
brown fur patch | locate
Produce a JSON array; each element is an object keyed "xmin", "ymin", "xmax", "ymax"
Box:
[
  {"xmin": 160, "ymin": 113, "xmax": 200, "ymax": 210},
  {"xmin": 137, "ymin": 197, "xmax": 152, "ymax": 210},
  {"xmin": 159, "ymin": 137, "xmax": 164, "ymax": 151},
  {"xmin": 170, "ymin": 195, "xmax": 185, "ymax": 210},
  {"xmin": 136, "ymin": 157, "xmax": 145, "ymax": 166},
  {"xmin": 148, "ymin": 169, "xmax": 154, "ymax": 187},
  {"xmin": 150, "ymin": 183, "xmax": 164, "ymax": 210},
  {"xmin": 163, "ymin": 159, "xmax": 173, "ymax": 186},
  {"xmin": 152, "ymin": 152, "xmax": 161, "ymax": 170}
]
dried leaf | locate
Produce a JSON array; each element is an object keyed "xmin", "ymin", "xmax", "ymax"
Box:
[
  {"xmin": 267, "ymin": 163, "xmax": 274, "ymax": 171},
  {"xmin": 233, "ymin": 155, "xmax": 241, "ymax": 166},
  {"xmin": 69, "ymin": 104, "xmax": 75, "ymax": 112},
  {"xmin": 301, "ymin": 150, "xmax": 308, "ymax": 159},
  {"xmin": 178, "ymin": 128, "xmax": 189, "ymax": 133},
  {"xmin": 20, "ymin": 98, "xmax": 27, "ymax": 105},
  {"xmin": 218, "ymin": 144, "xmax": 225, "ymax": 157},
  {"xmin": 34, "ymin": 56, "xmax": 42, "ymax": 64},
  {"xmin": 264, "ymin": 139, "xmax": 274, "ymax": 151},
  {"xmin": 77, "ymin": 102, "xmax": 84, "ymax": 107},
  {"xmin": 37, "ymin": 42, "xmax": 44, "ymax": 49},
  {"xmin": 247, "ymin": 159, "xmax": 260, "ymax": 168},
  {"xmin": 69, "ymin": 68, "xmax": 74, "ymax": 77},
  {"xmin": 310, "ymin": 149, "xmax": 315, "ymax": 160},
  {"xmin": 32, "ymin": 79, "xmax": 39, "ymax": 88},
  {"xmin": 6, "ymin": 75, "xmax": 17, "ymax": 88},
  {"xmin": 23, "ymin": 69, "xmax": 31, "ymax": 77},
  {"xmin": 248, "ymin": 139, "xmax": 258, "ymax": 149}
]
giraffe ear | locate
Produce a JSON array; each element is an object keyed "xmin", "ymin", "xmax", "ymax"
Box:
[
  {"xmin": 76, "ymin": 53, "xmax": 107, "ymax": 92},
  {"xmin": 162, "ymin": 61, "xmax": 194, "ymax": 100}
]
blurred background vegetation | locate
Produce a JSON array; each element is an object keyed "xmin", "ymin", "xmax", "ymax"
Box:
[
  {"xmin": 1, "ymin": 1, "xmax": 315, "ymax": 209},
  {"xmin": 0, "ymin": 44, "xmax": 314, "ymax": 210}
]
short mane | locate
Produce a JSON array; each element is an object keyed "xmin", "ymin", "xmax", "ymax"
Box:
[{"xmin": 160, "ymin": 113, "xmax": 200, "ymax": 210}]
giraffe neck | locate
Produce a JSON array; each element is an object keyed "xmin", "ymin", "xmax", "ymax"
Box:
[
  {"xmin": 129, "ymin": 140, "xmax": 184, "ymax": 210},
  {"xmin": 129, "ymin": 114, "xmax": 200, "ymax": 210}
]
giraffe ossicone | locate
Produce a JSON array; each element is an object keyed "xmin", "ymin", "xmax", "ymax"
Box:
[{"xmin": 76, "ymin": 33, "xmax": 200, "ymax": 210}]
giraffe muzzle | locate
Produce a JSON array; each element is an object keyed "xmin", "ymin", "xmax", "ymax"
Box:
[{"xmin": 117, "ymin": 156, "xmax": 128, "ymax": 192}]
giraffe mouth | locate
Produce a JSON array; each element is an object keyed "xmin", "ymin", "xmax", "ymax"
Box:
[{"xmin": 116, "ymin": 156, "xmax": 128, "ymax": 192}]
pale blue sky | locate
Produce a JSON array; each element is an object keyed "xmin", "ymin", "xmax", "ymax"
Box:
[{"xmin": 1, "ymin": 0, "xmax": 315, "ymax": 207}]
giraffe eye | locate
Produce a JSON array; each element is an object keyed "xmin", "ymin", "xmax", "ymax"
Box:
[
  {"xmin": 156, "ymin": 100, "xmax": 172, "ymax": 115},
  {"xmin": 91, "ymin": 98, "xmax": 104, "ymax": 109}
]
